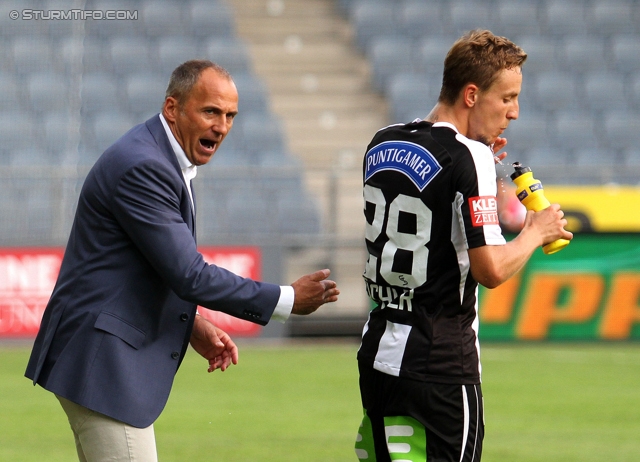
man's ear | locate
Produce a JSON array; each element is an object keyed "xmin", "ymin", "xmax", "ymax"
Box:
[
  {"xmin": 162, "ymin": 96, "xmax": 179, "ymax": 122},
  {"xmin": 462, "ymin": 84, "xmax": 479, "ymax": 108}
]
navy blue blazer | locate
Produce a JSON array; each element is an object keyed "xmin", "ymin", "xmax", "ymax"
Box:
[{"xmin": 25, "ymin": 115, "xmax": 281, "ymax": 428}]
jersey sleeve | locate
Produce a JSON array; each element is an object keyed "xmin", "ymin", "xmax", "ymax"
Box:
[{"xmin": 453, "ymin": 135, "xmax": 506, "ymax": 248}]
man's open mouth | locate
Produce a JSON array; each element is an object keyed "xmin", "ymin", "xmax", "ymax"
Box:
[{"xmin": 199, "ymin": 139, "xmax": 216, "ymax": 151}]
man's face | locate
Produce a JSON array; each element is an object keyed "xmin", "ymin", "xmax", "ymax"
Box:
[
  {"xmin": 164, "ymin": 68, "xmax": 238, "ymax": 166},
  {"xmin": 467, "ymin": 67, "xmax": 522, "ymax": 146}
]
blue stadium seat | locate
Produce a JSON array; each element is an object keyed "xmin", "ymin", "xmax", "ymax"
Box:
[
  {"xmin": 43, "ymin": 112, "xmax": 77, "ymax": 157},
  {"xmin": 552, "ymin": 111, "xmax": 598, "ymax": 151},
  {"xmin": 573, "ymin": 148, "xmax": 617, "ymax": 167},
  {"xmin": 232, "ymin": 73, "xmax": 270, "ymax": 114},
  {"xmin": 448, "ymin": 2, "xmax": 494, "ymax": 37},
  {"xmin": 141, "ymin": 0, "xmax": 185, "ymax": 37},
  {"xmin": 205, "ymin": 38, "xmax": 252, "ymax": 75},
  {"xmin": 533, "ymin": 71, "xmax": 579, "ymax": 112},
  {"xmin": 157, "ymin": 36, "xmax": 202, "ymax": 75},
  {"xmin": 239, "ymin": 113, "xmax": 286, "ymax": 155},
  {"xmin": 351, "ymin": 2, "xmax": 399, "ymax": 51},
  {"xmin": 558, "ymin": 36, "xmax": 606, "ymax": 73},
  {"xmin": 277, "ymin": 194, "xmax": 321, "ymax": 235},
  {"xmin": 124, "ymin": 73, "xmax": 167, "ymax": 118},
  {"xmin": 583, "ymin": 72, "xmax": 626, "ymax": 112},
  {"xmin": 90, "ymin": 112, "xmax": 136, "ymax": 160},
  {"xmin": 387, "ymin": 73, "xmax": 435, "ymax": 123},
  {"xmin": 633, "ymin": 75, "xmax": 640, "ymax": 109},
  {"xmin": 110, "ymin": 36, "xmax": 153, "ymax": 76},
  {"xmin": 0, "ymin": 111, "xmax": 35, "ymax": 156},
  {"xmin": 502, "ymin": 111, "xmax": 549, "ymax": 151},
  {"xmin": 524, "ymin": 147, "xmax": 573, "ymax": 168},
  {"xmin": 0, "ymin": 2, "xmax": 47, "ymax": 37},
  {"xmin": 81, "ymin": 73, "xmax": 121, "ymax": 115},
  {"xmin": 87, "ymin": 0, "xmax": 138, "ymax": 37},
  {"xmin": 398, "ymin": 1, "xmax": 446, "ymax": 39},
  {"xmin": 26, "ymin": 72, "xmax": 69, "ymax": 114},
  {"xmin": 543, "ymin": 1, "xmax": 587, "ymax": 36},
  {"xmin": 604, "ymin": 111, "xmax": 640, "ymax": 150},
  {"xmin": 11, "ymin": 38, "xmax": 54, "ymax": 75},
  {"xmin": 188, "ymin": 0, "xmax": 236, "ymax": 38},
  {"xmin": 415, "ymin": 36, "xmax": 454, "ymax": 78},
  {"xmin": 0, "ymin": 72, "xmax": 22, "ymax": 111},
  {"xmin": 587, "ymin": 1, "xmax": 636, "ymax": 36},
  {"xmin": 493, "ymin": 1, "xmax": 541, "ymax": 38},
  {"xmin": 225, "ymin": 187, "xmax": 274, "ymax": 236},
  {"xmin": 369, "ymin": 36, "xmax": 416, "ymax": 91},
  {"xmin": 517, "ymin": 37, "xmax": 558, "ymax": 74},
  {"xmin": 59, "ymin": 37, "xmax": 110, "ymax": 74},
  {"xmin": 611, "ymin": 35, "xmax": 640, "ymax": 74}
]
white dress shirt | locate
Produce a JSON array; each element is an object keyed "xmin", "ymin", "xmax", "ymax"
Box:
[{"xmin": 158, "ymin": 114, "xmax": 293, "ymax": 322}]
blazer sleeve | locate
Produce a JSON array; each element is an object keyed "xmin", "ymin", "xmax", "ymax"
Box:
[{"xmin": 110, "ymin": 159, "xmax": 280, "ymax": 325}]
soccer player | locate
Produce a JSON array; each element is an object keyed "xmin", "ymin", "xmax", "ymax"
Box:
[{"xmin": 355, "ymin": 30, "xmax": 572, "ymax": 461}]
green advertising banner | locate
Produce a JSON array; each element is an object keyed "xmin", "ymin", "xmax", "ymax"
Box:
[{"xmin": 479, "ymin": 234, "xmax": 640, "ymax": 341}]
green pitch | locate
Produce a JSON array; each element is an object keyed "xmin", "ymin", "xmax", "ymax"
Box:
[{"xmin": 2, "ymin": 341, "xmax": 639, "ymax": 461}]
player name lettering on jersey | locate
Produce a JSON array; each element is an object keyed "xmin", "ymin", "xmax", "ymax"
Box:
[
  {"xmin": 468, "ymin": 196, "xmax": 499, "ymax": 227},
  {"xmin": 365, "ymin": 281, "xmax": 414, "ymax": 312},
  {"xmin": 364, "ymin": 140, "xmax": 442, "ymax": 192}
]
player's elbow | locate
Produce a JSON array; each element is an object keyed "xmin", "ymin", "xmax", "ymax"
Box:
[{"xmin": 471, "ymin": 266, "xmax": 507, "ymax": 289}]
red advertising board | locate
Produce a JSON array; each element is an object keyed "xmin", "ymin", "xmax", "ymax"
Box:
[{"xmin": 0, "ymin": 246, "xmax": 263, "ymax": 338}]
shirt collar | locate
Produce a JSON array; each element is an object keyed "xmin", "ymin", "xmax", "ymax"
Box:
[
  {"xmin": 432, "ymin": 121, "xmax": 459, "ymax": 133},
  {"xmin": 159, "ymin": 113, "xmax": 197, "ymax": 180}
]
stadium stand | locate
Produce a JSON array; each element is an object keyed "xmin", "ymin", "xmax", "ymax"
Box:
[
  {"xmin": 340, "ymin": 0, "xmax": 640, "ymax": 184},
  {"xmin": 0, "ymin": 0, "xmax": 321, "ymax": 247}
]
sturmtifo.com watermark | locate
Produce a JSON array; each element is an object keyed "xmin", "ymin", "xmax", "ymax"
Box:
[{"xmin": 10, "ymin": 9, "xmax": 138, "ymax": 20}]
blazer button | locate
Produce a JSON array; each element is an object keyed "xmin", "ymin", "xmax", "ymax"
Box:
[
  {"xmin": 171, "ymin": 351, "xmax": 180, "ymax": 360},
  {"xmin": 180, "ymin": 313, "xmax": 189, "ymax": 322}
]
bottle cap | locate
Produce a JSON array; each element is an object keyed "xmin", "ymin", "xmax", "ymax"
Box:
[{"xmin": 510, "ymin": 162, "xmax": 532, "ymax": 180}]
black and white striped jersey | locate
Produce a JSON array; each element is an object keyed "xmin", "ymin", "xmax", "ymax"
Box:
[{"xmin": 358, "ymin": 120, "xmax": 505, "ymax": 384}]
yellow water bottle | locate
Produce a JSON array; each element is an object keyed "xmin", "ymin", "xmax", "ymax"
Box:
[{"xmin": 510, "ymin": 162, "xmax": 570, "ymax": 254}]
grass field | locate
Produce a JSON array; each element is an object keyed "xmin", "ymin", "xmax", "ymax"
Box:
[{"xmin": 2, "ymin": 340, "xmax": 639, "ymax": 461}]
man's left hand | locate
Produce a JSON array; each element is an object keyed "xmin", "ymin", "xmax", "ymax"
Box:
[{"xmin": 190, "ymin": 314, "xmax": 239, "ymax": 372}]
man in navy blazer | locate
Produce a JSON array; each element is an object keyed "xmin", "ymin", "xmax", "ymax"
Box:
[{"xmin": 25, "ymin": 60, "xmax": 339, "ymax": 461}]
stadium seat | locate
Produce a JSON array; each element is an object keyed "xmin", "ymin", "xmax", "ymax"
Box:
[
  {"xmin": 515, "ymin": 36, "xmax": 558, "ymax": 75},
  {"xmin": 188, "ymin": 0, "xmax": 236, "ymax": 38},
  {"xmin": 0, "ymin": 2, "xmax": 47, "ymax": 37},
  {"xmin": 240, "ymin": 113, "xmax": 286, "ymax": 155},
  {"xmin": 232, "ymin": 73, "xmax": 270, "ymax": 114},
  {"xmin": 277, "ymin": 194, "xmax": 321, "ymax": 235},
  {"xmin": 157, "ymin": 36, "xmax": 202, "ymax": 75},
  {"xmin": 225, "ymin": 187, "xmax": 274, "ymax": 236},
  {"xmin": 124, "ymin": 73, "xmax": 167, "ymax": 118},
  {"xmin": 574, "ymin": 148, "xmax": 618, "ymax": 166},
  {"xmin": 493, "ymin": 1, "xmax": 541, "ymax": 38},
  {"xmin": 81, "ymin": 73, "xmax": 121, "ymax": 115},
  {"xmin": 533, "ymin": 71, "xmax": 579, "ymax": 112},
  {"xmin": 59, "ymin": 37, "xmax": 110, "ymax": 74},
  {"xmin": 587, "ymin": 1, "xmax": 636, "ymax": 36},
  {"xmin": 603, "ymin": 111, "xmax": 640, "ymax": 150},
  {"xmin": 448, "ymin": 2, "xmax": 494, "ymax": 37},
  {"xmin": 502, "ymin": 111, "xmax": 549, "ymax": 151},
  {"xmin": 524, "ymin": 147, "xmax": 573, "ymax": 168},
  {"xmin": 11, "ymin": 38, "xmax": 54, "ymax": 74},
  {"xmin": 558, "ymin": 36, "xmax": 606, "ymax": 73},
  {"xmin": 543, "ymin": 1, "xmax": 587, "ymax": 36},
  {"xmin": 369, "ymin": 36, "xmax": 416, "ymax": 91},
  {"xmin": 415, "ymin": 36, "xmax": 454, "ymax": 78},
  {"xmin": 0, "ymin": 73, "xmax": 22, "ymax": 112},
  {"xmin": 611, "ymin": 35, "xmax": 640, "ymax": 74},
  {"xmin": 0, "ymin": 111, "xmax": 34, "ymax": 152},
  {"xmin": 205, "ymin": 38, "xmax": 253, "ymax": 75},
  {"xmin": 109, "ymin": 36, "xmax": 153, "ymax": 76},
  {"xmin": 91, "ymin": 111, "xmax": 135, "ymax": 157},
  {"xmin": 26, "ymin": 73, "xmax": 69, "ymax": 113},
  {"xmin": 43, "ymin": 112, "xmax": 77, "ymax": 158},
  {"xmin": 398, "ymin": 1, "xmax": 446, "ymax": 39},
  {"xmin": 387, "ymin": 73, "xmax": 435, "ymax": 123},
  {"xmin": 86, "ymin": 0, "xmax": 138, "ymax": 37},
  {"xmin": 351, "ymin": 2, "xmax": 399, "ymax": 51},
  {"xmin": 632, "ymin": 75, "xmax": 640, "ymax": 110},
  {"xmin": 552, "ymin": 111, "xmax": 598, "ymax": 151},
  {"xmin": 583, "ymin": 72, "xmax": 626, "ymax": 112},
  {"xmin": 141, "ymin": 0, "xmax": 185, "ymax": 37}
]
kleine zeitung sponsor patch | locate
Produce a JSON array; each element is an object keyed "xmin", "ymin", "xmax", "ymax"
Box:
[{"xmin": 469, "ymin": 196, "xmax": 499, "ymax": 227}]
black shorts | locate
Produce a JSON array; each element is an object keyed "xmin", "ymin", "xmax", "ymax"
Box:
[{"xmin": 355, "ymin": 363, "xmax": 484, "ymax": 462}]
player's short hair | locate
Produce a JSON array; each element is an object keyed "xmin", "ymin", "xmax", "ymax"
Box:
[
  {"xmin": 165, "ymin": 59, "xmax": 232, "ymax": 107},
  {"xmin": 438, "ymin": 30, "xmax": 527, "ymax": 105}
]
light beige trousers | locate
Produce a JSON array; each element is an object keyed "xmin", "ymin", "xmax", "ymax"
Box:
[{"xmin": 56, "ymin": 395, "xmax": 158, "ymax": 462}]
